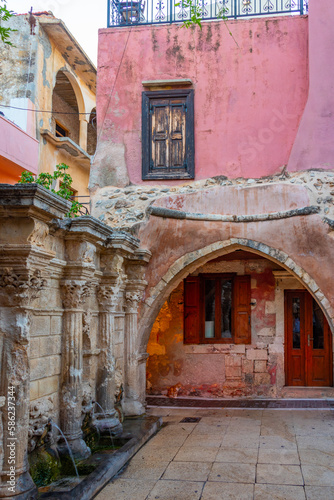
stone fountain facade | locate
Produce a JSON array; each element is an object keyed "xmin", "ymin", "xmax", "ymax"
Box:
[{"xmin": 0, "ymin": 184, "xmax": 150, "ymax": 498}]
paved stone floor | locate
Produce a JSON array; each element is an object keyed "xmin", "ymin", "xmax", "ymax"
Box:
[{"xmin": 95, "ymin": 407, "xmax": 334, "ymax": 499}]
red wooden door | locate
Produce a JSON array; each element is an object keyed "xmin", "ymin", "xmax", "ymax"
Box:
[{"xmin": 285, "ymin": 291, "xmax": 332, "ymax": 387}]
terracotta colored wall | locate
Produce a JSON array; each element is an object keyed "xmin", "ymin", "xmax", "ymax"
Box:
[
  {"xmin": 147, "ymin": 258, "xmax": 279, "ymax": 397},
  {"xmin": 93, "ymin": 15, "xmax": 308, "ymax": 188},
  {"xmin": 135, "ymin": 179, "xmax": 334, "ymax": 356}
]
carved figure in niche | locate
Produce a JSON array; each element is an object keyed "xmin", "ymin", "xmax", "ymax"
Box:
[{"xmin": 27, "ymin": 221, "xmax": 49, "ymax": 247}]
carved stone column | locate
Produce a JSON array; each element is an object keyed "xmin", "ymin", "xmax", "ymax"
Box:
[
  {"xmin": 122, "ymin": 284, "xmax": 148, "ymax": 416},
  {"xmin": 60, "ymin": 281, "xmax": 91, "ymax": 459},
  {"xmin": 95, "ymin": 283, "xmax": 122, "ymax": 436},
  {"xmin": 0, "ymin": 268, "xmax": 45, "ymax": 499}
]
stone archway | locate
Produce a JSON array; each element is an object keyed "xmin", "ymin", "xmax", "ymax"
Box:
[
  {"xmin": 124, "ymin": 239, "xmax": 334, "ymax": 413},
  {"xmin": 52, "ymin": 70, "xmax": 82, "ymax": 145},
  {"xmin": 139, "ymin": 238, "xmax": 334, "ymax": 352}
]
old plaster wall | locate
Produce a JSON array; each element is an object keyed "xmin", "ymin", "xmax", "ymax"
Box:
[
  {"xmin": 0, "ymin": 14, "xmax": 96, "ymax": 197},
  {"xmin": 92, "ymin": 15, "xmax": 308, "ymax": 189},
  {"xmin": 146, "ymin": 257, "xmax": 313, "ymax": 398},
  {"xmin": 35, "ymin": 20, "xmax": 95, "ymax": 197},
  {"xmin": 289, "ymin": 0, "xmax": 334, "ymax": 171}
]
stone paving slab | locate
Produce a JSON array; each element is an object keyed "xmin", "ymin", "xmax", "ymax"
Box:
[{"xmin": 94, "ymin": 407, "xmax": 334, "ymax": 500}]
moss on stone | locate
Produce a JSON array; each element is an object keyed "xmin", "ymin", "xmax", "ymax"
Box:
[{"xmin": 29, "ymin": 448, "xmax": 61, "ymax": 487}]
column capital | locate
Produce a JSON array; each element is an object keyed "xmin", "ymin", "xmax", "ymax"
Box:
[
  {"xmin": 0, "ymin": 267, "xmax": 47, "ymax": 307},
  {"xmin": 97, "ymin": 283, "xmax": 119, "ymax": 311},
  {"xmin": 61, "ymin": 280, "xmax": 93, "ymax": 309}
]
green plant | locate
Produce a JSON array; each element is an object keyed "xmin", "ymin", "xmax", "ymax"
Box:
[
  {"xmin": 175, "ymin": 0, "xmax": 238, "ymax": 46},
  {"xmin": 0, "ymin": 0, "xmax": 16, "ymax": 46},
  {"xmin": 19, "ymin": 163, "xmax": 83, "ymax": 217}
]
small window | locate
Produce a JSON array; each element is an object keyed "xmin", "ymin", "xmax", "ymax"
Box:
[
  {"xmin": 55, "ymin": 121, "xmax": 69, "ymax": 138},
  {"xmin": 142, "ymin": 89, "xmax": 194, "ymax": 180},
  {"xmin": 184, "ymin": 275, "xmax": 251, "ymax": 345}
]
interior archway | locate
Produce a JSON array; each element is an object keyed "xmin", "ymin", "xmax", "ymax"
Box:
[
  {"xmin": 138, "ymin": 240, "xmax": 333, "ymax": 400},
  {"xmin": 52, "ymin": 70, "xmax": 82, "ymax": 145}
]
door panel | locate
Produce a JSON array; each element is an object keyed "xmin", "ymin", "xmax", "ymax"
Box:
[
  {"xmin": 306, "ymin": 294, "xmax": 332, "ymax": 386},
  {"xmin": 285, "ymin": 291, "xmax": 332, "ymax": 387},
  {"xmin": 285, "ymin": 292, "xmax": 306, "ymax": 386}
]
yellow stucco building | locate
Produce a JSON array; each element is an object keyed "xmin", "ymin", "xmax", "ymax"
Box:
[{"xmin": 0, "ymin": 11, "xmax": 96, "ymax": 208}]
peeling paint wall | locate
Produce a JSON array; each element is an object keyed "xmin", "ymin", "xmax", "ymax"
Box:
[
  {"xmin": 147, "ymin": 257, "xmax": 302, "ymax": 397},
  {"xmin": 93, "ymin": 15, "xmax": 309, "ymax": 189}
]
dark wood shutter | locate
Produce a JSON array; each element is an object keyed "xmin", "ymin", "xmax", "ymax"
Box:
[
  {"xmin": 151, "ymin": 100, "xmax": 169, "ymax": 171},
  {"xmin": 142, "ymin": 90, "xmax": 194, "ymax": 180},
  {"xmin": 233, "ymin": 275, "xmax": 251, "ymax": 344},
  {"xmin": 170, "ymin": 101, "xmax": 186, "ymax": 170},
  {"xmin": 184, "ymin": 277, "xmax": 200, "ymax": 344}
]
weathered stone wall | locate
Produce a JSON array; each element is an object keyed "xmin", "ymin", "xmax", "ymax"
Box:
[
  {"xmin": 0, "ymin": 184, "xmax": 150, "ymax": 498},
  {"xmin": 0, "ymin": 15, "xmax": 38, "ymax": 103},
  {"xmin": 147, "ymin": 258, "xmax": 300, "ymax": 398},
  {"xmin": 92, "ymin": 170, "xmax": 334, "ymax": 229}
]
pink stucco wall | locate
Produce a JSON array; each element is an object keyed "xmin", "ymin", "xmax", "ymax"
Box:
[
  {"xmin": 93, "ymin": 15, "xmax": 308, "ymax": 188},
  {"xmin": 0, "ymin": 115, "xmax": 39, "ymax": 181},
  {"xmin": 289, "ymin": 0, "xmax": 334, "ymax": 171}
]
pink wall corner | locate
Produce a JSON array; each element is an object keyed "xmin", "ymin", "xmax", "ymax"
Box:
[
  {"xmin": 288, "ymin": 0, "xmax": 334, "ymax": 171},
  {"xmin": 0, "ymin": 115, "xmax": 39, "ymax": 179},
  {"xmin": 95, "ymin": 16, "xmax": 309, "ymax": 187}
]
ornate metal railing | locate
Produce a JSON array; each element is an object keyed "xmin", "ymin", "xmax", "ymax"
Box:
[
  {"xmin": 108, "ymin": 0, "xmax": 308, "ymax": 27},
  {"xmin": 70, "ymin": 196, "xmax": 90, "ymax": 215}
]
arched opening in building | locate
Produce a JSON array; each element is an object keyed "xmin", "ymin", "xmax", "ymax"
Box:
[
  {"xmin": 87, "ymin": 107, "xmax": 97, "ymax": 155},
  {"xmin": 146, "ymin": 248, "xmax": 333, "ymax": 399},
  {"xmin": 52, "ymin": 70, "xmax": 80, "ymax": 145}
]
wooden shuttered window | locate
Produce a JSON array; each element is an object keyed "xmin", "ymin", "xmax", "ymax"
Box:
[
  {"xmin": 233, "ymin": 275, "xmax": 251, "ymax": 344},
  {"xmin": 184, "ymin": 275, "xmax": 251, "ymax": 345},
  {"xmin": 142, "ymin": 89, "xmax": 194, "ymax": 180}
]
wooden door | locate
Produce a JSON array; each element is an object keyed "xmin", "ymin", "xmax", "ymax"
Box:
[{"xmin": 285, "ymin": 291, "xmax": 332, "ymax": 387}]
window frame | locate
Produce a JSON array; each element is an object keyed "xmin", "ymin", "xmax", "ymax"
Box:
[
  {"xmin": 200, "ymin": 273, "xmax": 235, "ymax": 344},
  {"xmin": 142, "ymin": 89, "xmax": 195, "ymax": 180},
  {"xmin": 184, "ymin": 274, "xmax": 252, "ymax": 345},
  {"xmin": 55, "ymin": 120, "xmax": 69, "ymax": 138}
]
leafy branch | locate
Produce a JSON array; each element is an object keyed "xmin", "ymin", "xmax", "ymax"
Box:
[
  {"xmin": 0, "ymin": 0, "xmax": 16, "ymax": 46},
  {"xmin": 175, "ymin": 0, "xmax": 239, "ymax": 47},
  {"xmin": 18, "ymin": 163, "xmax": 84, "ymax": 217}
]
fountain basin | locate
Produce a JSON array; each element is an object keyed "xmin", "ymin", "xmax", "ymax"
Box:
[{"xmin": 35, "ymin": 416, "xmax": 162, "ymax": 499}]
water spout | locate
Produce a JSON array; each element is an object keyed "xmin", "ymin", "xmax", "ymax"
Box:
[
  {"xmin": 92, "ymin": 401, "xmax": 116, "ymax": 447},
  {"xmin": 48, "ymin": 419, "xmax": 79, "ymax": 481}
]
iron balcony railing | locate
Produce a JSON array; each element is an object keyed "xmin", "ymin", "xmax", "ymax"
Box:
[
  {"xmin": 108, "ymin": 0, "xmax": 308, "ymax": 27},
  {"xmin": 70, "ymin": 196, "xmax": 90, "ymax": 216}
]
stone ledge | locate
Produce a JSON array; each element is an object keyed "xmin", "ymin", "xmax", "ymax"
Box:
[{"xmin": 0, "ymin": 183, "xmax": 72, "ymax": 221}]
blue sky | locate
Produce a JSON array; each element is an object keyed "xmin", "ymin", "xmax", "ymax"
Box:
[{"xmin": 8, "ymin": 0, "xmax": 107, "ymax": 64}]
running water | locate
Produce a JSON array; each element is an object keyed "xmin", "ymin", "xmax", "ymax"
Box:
[
  {"xmin": 49, "ymin": 420, "xmax": 80, "ymax": 481},
  {"xmin": 93, "ymin": 401, "xmax": 115, "ymax": 448}
]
